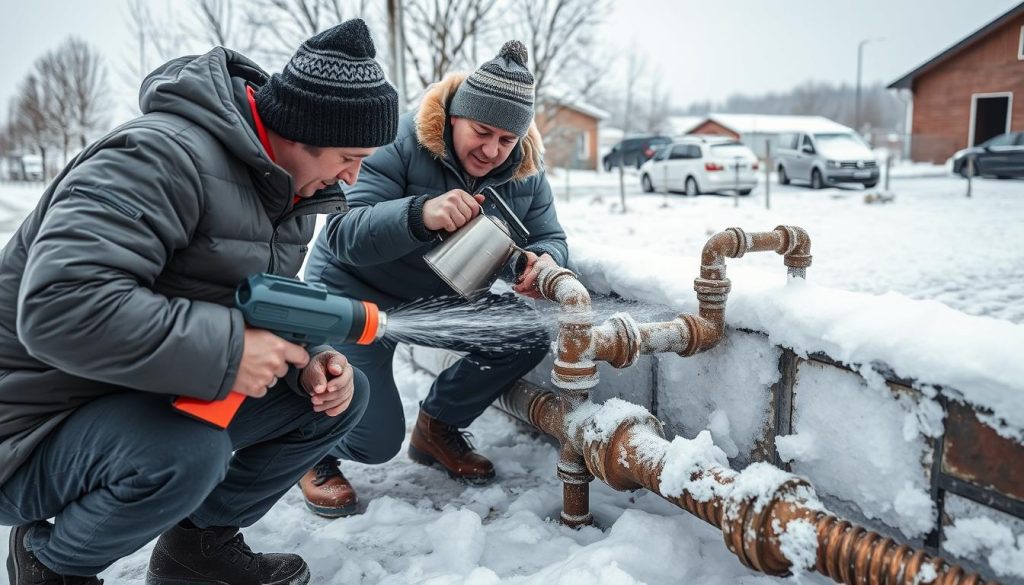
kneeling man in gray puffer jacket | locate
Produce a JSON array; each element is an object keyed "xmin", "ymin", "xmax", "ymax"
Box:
[
  {"xmin": 0, "ymin": 19, "xmax": 397, "ymax": 585},
  {"xmin": 300, "ymin": 40, "xmax": 568, "ymax": 517}
]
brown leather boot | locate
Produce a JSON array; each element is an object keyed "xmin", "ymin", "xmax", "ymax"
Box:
[
  {"xmin": 408, "ymin": 410, "xmax": 495, "ymax": 484},
  {"xmin": 298, "ymin": 457, "xmax": 358, "ymax": 518}
]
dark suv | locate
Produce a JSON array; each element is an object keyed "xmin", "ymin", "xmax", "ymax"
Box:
[{"xmin": 603, "ymin": 135, "xmax": 671, "ymax": 170}]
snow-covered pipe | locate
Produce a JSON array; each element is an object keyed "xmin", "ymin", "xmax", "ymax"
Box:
[
  {"xmin": 496, "ymin": 386, "xmax": 995, "ymax": 585},
  {"xmin": 527, "ymin": 227, "xmax": 814, "ymax": 528},
  {"xmin": 693, "ymin": 225, "xmax": 813, "ymax": 356},
  {"xmin": 535, "ymin": 225, "xmax": 813, "ymax": 371},
  {"xmin": 517, "ymin": 227, "xmax": 992, "ymax": 583}
]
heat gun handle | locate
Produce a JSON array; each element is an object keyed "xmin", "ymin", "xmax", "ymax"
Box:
[
  {"xmin": 172, "ymin": 273, "xmax": 385, "ymax": 429},
  {"xmin": 173, "ymin": 391, "xmax": 247, "ymax": 429}
]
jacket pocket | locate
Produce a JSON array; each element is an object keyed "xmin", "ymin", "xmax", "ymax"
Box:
[{"xmin": 69, "ymin": 186, "xmax": 143, "ymax": 221}]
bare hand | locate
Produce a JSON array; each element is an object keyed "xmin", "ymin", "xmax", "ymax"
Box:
[
  {"xmin": 232, "ymin": 327, "xmax": 309, "ymax": 398},
  {"xmin": 422, "ymin": 189, "xmax": 486, "ymax": 232},
  {"xmin": 300, "ymin": 351, "xmax": 355, "ymax": 416},
  {"xmin": 513, "ymin": 252, "xmax": 557, "ymax": 299}
]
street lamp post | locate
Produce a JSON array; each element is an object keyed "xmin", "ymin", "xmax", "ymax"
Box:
[{"xmin": 855, "ymin": 37, "xmax": 884, "ymax": 134}]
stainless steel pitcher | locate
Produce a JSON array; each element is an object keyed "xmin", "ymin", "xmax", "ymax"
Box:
[{"xmin": 423, "ymin": 188, "xmax": 530, "ymax": 299}]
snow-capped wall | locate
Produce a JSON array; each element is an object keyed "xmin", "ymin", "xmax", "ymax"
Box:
[{"xmin": 408, "ymin": 236, "xmax": 1024, "ymax": 583}]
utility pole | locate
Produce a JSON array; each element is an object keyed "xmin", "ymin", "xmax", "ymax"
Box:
[
  {"xmin": 855, "ymin": 37, "xmax": 883, "ymax": 134},
  {"xmin": 387, "ymin": 0, "xmax": 407, "ymax": 111}
]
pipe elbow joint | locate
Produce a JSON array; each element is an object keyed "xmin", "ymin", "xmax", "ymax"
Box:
[
  {"xmin": 537, "ymin": 265, "xmax": 591, "ymax": 311},
  {"xmin": 774, "ymin": 225, "xmax": 812, "ymax": 273}
]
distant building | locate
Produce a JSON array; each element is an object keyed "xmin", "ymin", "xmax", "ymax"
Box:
[
  {"xmin": 685, "ymin": 113, "xmax": 852, "ymax": 159},
  {"xmin": 888, "ymin": 3, "xmax": 1024, "ymax": 163},
  {"xmin": 666, "ymin": 116, "xmax": 703, "ymax": 136},
  {"xmin": 536, "ymin": 96, "xmax": 609, "ymax": 170}
]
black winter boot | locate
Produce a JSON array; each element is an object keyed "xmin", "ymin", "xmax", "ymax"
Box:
[
  {"xmin": 7, "ymin": 522, "xmax": 102, "ymax": 585},
  {"xmin": 145, "ymin": 521, "xmax": 309, "ymax": 585}
]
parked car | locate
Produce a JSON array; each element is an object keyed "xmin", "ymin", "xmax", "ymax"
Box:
[
  {"xmin": 775, "ymin": 131, "xmax": 878, "ymax": 189},
  {"xmin": 638, "ymin": 136, "xmax": 759, "ymax": 196},
  {"xmin": 951, "ymin": 131, "xmax": 1024, "ymax": 178},
  {"xmin": 603, "ymin": 135, "xmax": 671, "ymax": 171},
  {"xmin": 18, "ymin": 155, "xmax": 43, "ymax": 181}
]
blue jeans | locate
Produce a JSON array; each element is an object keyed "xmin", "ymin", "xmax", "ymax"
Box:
[{"xmin": 0, "ymin": 371, "xmax": 368, "ymax": 576}]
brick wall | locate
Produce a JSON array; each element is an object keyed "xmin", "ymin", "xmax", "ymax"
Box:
[
  {"xmin": 535, "ymin": 106, "xmax": 600, "ymax": 170},
  {"xmin": 911, "ymin": 14, "xmax": 1024, "ymax": 162}
]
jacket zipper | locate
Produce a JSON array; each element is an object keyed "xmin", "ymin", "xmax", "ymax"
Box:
[{"xmin": 266, "ymin": 193, "xmax": 349, "ymax": 274}]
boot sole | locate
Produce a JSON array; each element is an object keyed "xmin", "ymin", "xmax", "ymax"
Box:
[
  {"xmin": 145, "ymin": 564, "xmax": 309, "ymax": 585},
  {"xmin": 407, "ymin": 445, "xmax": 496, "ymax": 485},
  {"xmin": 303, "ymin": 500, "xmax": 359, "ymax": 519}
]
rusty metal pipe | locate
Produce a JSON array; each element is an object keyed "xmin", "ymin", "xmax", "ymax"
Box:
[
  {"xmin": 699, "ymin": 225, "xmax": 812, "ymax": 281},
  {"xmin": 506, "ymin": 227, "xmax": 991, "ymax": 582},
  {"xmin": 692, "ymin": 225, "xmax": 813, "ymax": 356},
  {"xmin": 495, "ymin": 384, "xmax": 996, "ymax": 585},
  {"xmin": 526, "ymin": 226, "xmax": 816, "ymax": 542},
  {"xmin": 537, "ymin": 266, "xmax": 598, "ymax": 392}
]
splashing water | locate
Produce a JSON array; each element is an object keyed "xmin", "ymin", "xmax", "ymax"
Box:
[
  {"xmin": 382, "ymin": 295, "xmax": 551, "ymax": 353},
  {"xmin": 381, "ymin": 293, "xmax": 679, "ymax": 354}
]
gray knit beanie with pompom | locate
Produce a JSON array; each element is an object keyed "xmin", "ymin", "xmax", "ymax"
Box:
[{"xmin": 448, "ymin": 40, "xmax": 535, "ymax": 137}]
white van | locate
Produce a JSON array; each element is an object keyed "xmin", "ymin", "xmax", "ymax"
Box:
[{"xmin": 775, "ymin": 132, "xmax": 878, "ymax": 189}]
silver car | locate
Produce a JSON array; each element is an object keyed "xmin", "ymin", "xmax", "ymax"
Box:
[{"xmin": 776, "ymin": 132, "xmax": 879, "ymax": 189}]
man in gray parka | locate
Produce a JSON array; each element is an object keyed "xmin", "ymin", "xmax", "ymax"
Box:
[
  {"xmin": 0, "ymin": 19, "xmax": 398, "ymax": 585},
  {"xmin": 299, "ymin": 41, "xmax": 567, "ymax": 517}
]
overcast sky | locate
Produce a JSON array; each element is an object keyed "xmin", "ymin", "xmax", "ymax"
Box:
[{"xmin": 1, "ymin": 0, "xmax": 1021, "ymax": 124}]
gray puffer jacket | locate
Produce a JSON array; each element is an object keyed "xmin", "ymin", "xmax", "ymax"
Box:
[
  {"xmin": 304, "ymin": 72, "xmax": 568, "ymax": 307},
  {"xmin": 0, "ymin": 48, "xmax": 346, "ymax": 485}
]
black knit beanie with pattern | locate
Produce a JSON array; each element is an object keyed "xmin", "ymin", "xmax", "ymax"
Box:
[{"xmin": 255, "ymin": 18, "xmax": 399, "ymax": 147}]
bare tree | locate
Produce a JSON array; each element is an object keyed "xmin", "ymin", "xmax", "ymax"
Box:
[
  {"xmin": 0, "ymin": 100, "xmax": 19, "ymax": 176},
  {"xmin": 36, "ymin": 50, "xmax": 77, "ymax": 165},
  {"xmin": 123, "ymin": 0, "xmax": 191, "ymax": 115},
  {"xmin": 246, "ymin": 0, "xmax": 373, "ymax": 64},
  {"xmin": 621, "ymin": 49, "xmax": 645, "ymax": 136},
  {"xmin": 33, "ymin": 39, "xmax": 111, "ymax": 163},
  {"xmin": 515, "ymin": 0, "xmax": 607, "ymax": 103},
  {"xmin": 402, "ymin": 0, "xmax": 498, "ymax": 96},
  {"xmin": 59, "ymin": 39, "xmax": 110, "ymax": 149},
  {"xmin": 13, "ymin": 74, "xmax": 55, "ymax": 178},
  {"xmin": 192, "ymin": 0, "xmax": 259, "ymax": 52},
  {"xmin": 641, "ymin": 71, "xmax": 672, "ymax": 134},
  {"xmin": 126, "ymin": 0, "xmax": 188, "ymax": 77}
]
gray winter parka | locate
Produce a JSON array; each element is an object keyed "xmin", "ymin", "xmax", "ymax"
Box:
[
  {"xmin": 0, "ymin": 48, "xmax": 347, "ymax": 485},
  {"xmin": 304, "ymin": 73, "xmax": 568, "ymax": 306}
]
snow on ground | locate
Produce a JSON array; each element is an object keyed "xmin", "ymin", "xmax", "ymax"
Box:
[
  {"xmin": 1, "ymin": 170, "xmax": 1021, "ymax": 584},
  {"xmin": 0, "ymin": 348, "xmax": 808, "ymax": 585}
]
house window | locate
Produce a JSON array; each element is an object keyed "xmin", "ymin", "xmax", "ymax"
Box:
[
  {"xmin": 575, "ymin": 131, "xmax": 590, "ymax": 158},
  {"xmin": 1019, "ymin": 25, "xmax": 1024, "ymax": 60}
]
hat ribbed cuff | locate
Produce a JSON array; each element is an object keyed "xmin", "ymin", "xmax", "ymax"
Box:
[
  {"xmin": 449, "ymin": 83, "xmax": 533, "ymax": 138},
  {"xmin": 255, "ymin": 76, "xmax": 399, "ymax": 148}
]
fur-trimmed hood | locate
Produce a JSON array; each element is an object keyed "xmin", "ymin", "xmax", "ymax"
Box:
[{"xmin": 414, "ymin": 73, "xmax": 544, "ymax": 182}]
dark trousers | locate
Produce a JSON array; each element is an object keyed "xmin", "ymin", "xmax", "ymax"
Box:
[
  {"xmin": 328, "ymin": 294, "xmax": 549, "ymax": 465},
  {"xmin": 0, "ymin": 370, "xmax": 369, "ymax": 576}
]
